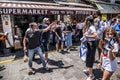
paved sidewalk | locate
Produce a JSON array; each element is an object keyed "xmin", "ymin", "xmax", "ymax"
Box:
[{"xmin": 0, "ymin": 46, "xmax": 120, "ymax": 80}]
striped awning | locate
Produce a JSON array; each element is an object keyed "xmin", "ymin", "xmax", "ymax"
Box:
[{"xmin": 0, "ymin": 2, "xmax": 97, "ymax": 15}]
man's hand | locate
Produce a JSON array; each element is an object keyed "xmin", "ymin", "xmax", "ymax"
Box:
[
  {"xmin": 23, "ymin": 46, "xmax": 27, "ymax": 51},
  {"xmin": 97, "ymin": 62, "xmax": 102, "ymax": 68}
]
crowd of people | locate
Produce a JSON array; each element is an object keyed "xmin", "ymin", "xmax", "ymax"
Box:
[{"xmin": 0, "ymin": 15, "xmax": 120, "ymax": 80}]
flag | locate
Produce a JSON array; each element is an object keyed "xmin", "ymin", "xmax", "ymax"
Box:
[{"xmin": 79, "ymin": 42, "xmax": 88, "ymax": 61}]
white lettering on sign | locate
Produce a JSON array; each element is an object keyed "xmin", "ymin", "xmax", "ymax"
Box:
[
  {"xmin": 0, "ymin": 8, "xmax": 93, "ymax": 15},
  {"xmin": 17, "ymin": 9, "xmax": 21, "ymax": 14},
  {"xmin": 50, "ymin": 11, "xmax": 59, "ymax": 14},
  {"xmin": 28, "ymin": 9, "xmax": 32, "ymax": 14},
  {"xmin": 33, "ymin": 9, "xmax": 37, "ymax": 14},
  {"xmin": 22, "ymin": 9, "xmax": 27, "ymax": 14},
  {"xmin": 66, "ymin": 11, "xmax": 74, "ymax": 15},
  {"xmin": 75, "ymin": 11, "xmax": 83, "ymax": 14},
  {"xmin": 60, "ymin": 11, "xmax": 65, "ymax": 14},
  {"xmin": 13, "ymin": 9, "xmax": 17, "ymax": 14}
]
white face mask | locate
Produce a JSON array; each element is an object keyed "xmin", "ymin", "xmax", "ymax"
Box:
[
  {"xmin": 105, "ymin": 38, "xmax": 115, "ymax": 44},
  {"xmin": 34, "ymin": 28, "xmax": 39, "ymax": 32},
  {"xmin": 105, "ymin": 37, "xmax": 110, "ymax": 41},
  {"xmin": 94, "ymin": 23, "xmax": 98, "ymax": 27}
]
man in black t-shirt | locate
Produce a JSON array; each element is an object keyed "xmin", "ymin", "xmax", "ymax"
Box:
[
  {"xmin": 54, "ymin": 21, "xmax": 62, "ymax": 52},
  {"xmin": 23, "ymin": 22, "xmax": 56, "ymax": 73}
]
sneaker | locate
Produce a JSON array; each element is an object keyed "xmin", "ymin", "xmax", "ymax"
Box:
[
  {"xmin": 55, "ymin": 50, "xmax": 59, "ymax": 53},
  {"xmin": 57, "ymin": 50, "xmax": 59, "ymax": 52},
  {"xmin": 28, "ymin": 68, "xmax": 35, "ymax": 75},
  {"xmin": 60, "ymin": 50, "xmax": 64, "ymax": 54},
  {"xmin": 45, "ymin": 59, "xmax": 51, "ymax": 64},
  {"xmin": 86, "ymin": 75, "xmax": 95, "ymax": 80},
  {"xmin": 43, "ymin": 67, "xmax": 50, "ymax": 71},
  {"xmin": 83, "ymin": 69, "xmax": 89, "ymax": 75},
  {"xmin": 83, "ymin": 69, "xmax": 89, "ymax": 73},
  {"xmin": 68, "ymin": 49, "xmax": 70, "ymax": 53},
  {"xmin": 66, "ymin": 49, "xmax": 70, "ymax": 53}
]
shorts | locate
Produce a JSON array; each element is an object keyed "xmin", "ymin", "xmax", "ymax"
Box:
[
  {"xmin": 55, "ymin": 36, "xmax": 61, "ymax": 44},
  {"xmin": 102, "ymin": 57, "xmax": 117, "ymax": 72},
  {"xmin": 42, "ymin": 42, "xmax": 49, "ymax": 52}
]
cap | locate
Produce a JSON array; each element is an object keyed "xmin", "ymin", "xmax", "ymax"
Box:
[{"xmin": 43, "ymin": 18, "xmax": 49, "ymax": 22}]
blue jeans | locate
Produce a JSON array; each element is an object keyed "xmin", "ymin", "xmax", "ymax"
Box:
[
  {"xmin": 65, "ymin": 32, "xmax": 72, "ymax": 46},
  {"xmin": 28, "ymin": 47, "xmax": 46, "ymax": 68}
]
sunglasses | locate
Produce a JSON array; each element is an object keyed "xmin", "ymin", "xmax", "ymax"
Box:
[{"xmin": 106, "ymin": 33, "xmax": 113, "ymax": 35}]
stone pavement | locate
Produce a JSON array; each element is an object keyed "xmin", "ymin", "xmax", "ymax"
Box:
[{"xmin": 0, "ymin": 46, "xmax": 120, "ymax": 80}]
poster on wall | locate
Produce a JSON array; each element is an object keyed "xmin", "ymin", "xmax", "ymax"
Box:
[{"xmin": 1, "ymin": 15, "xmax": 14, "ymax": 48}]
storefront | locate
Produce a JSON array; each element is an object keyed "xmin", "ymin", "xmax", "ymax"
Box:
[
  {"xmin": 95, "ymin": 2, "xmax": 120, "ymax": 20},
  {"xmin": 0, "ymin": 1, "xmax": 97, "ymax": 48}
]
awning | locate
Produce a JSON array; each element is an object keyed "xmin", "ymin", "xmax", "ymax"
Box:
[
  {"xmin": 95, "ymin": 3, "xmax": 120, "ymax": 14},
  {"xmin": 0, "ymin": 2, "xmax": 97, "ymax": 15}
]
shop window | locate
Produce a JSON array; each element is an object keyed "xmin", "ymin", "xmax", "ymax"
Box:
[{"xmin": 0, "ymin": 15, "xmax": 3, "ymax": 32}]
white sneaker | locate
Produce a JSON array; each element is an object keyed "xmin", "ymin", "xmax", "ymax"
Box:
[
  {"xmin": 68, "ymin": 49, "xmax": 70, "ymax": 52},
  {"xmin": 28, "ymin": 68, "xmax": 35, "ymax": 74},
  {"xmin": 83, "ymin": 69, "xmax": 89, "ymax": 74},
  {"xmin": 86, "ymin": 75, "xmax": 95, "ymax": 80}
]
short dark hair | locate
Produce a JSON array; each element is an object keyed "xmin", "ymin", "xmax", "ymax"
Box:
[{"xmin": 29, "ymin": 22, "xmax": 36, "ymax": 28}]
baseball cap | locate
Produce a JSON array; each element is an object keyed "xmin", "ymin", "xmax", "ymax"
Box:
[{"xmin": 43, "ymin": 18, "xmax": 49, "ymax": 21}]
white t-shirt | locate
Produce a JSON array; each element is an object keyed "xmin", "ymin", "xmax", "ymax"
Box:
[
  {"xmin": 61, "ymin": 22, "xmax": 65, "ymax": 31},
  {"xmin": 77, "ymin": 23, "xmax": 83, "ymax": 29},
  {"xmin": 87, "ymin": 25, "xmax": 96, "ymax": 41}
]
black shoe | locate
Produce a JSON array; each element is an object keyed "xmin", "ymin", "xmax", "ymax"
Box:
[
  {"xmin": 43, "ymin": 67, "xmax": 51, "ymax": 72},
  {"xmin": 60, "ymin": 50, "xmax": 64, "ymax": 54},
  {"xmin": 43, "ymin": 67, "xmax": 49, "ymax": 70},
  {"xmin": 28, "ymin": 68, "xmax": 35, "ymax": 75}
]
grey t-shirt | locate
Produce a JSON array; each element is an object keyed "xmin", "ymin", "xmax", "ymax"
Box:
[{"xmin": 25, "ymin": 28, "xmax": 42, "ymax": 49}]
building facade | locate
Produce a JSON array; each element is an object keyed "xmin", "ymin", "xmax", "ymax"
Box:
[{"xmin": 0, "ymin": 0, "xmax": 97, "ymax": 48}]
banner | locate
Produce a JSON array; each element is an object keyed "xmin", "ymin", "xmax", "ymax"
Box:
[{"xmin": 1, "ymin": 15, "xmax": 14, "ymax": 48}]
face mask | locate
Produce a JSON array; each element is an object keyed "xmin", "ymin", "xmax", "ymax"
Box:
[
  {"xmin": 34, "ymin": 28, "xmax": 39, "ymax": 32},
  {"xmin": 94, "ymin": 23, "xmax": 98, "ymax": 27},
  {"xmin": 105, "ymin": 37, "xmax": 110, "ymax": 41},
  {"xmin": 105, "ymin": 37, "xmax": 115, "ymax": 44}
]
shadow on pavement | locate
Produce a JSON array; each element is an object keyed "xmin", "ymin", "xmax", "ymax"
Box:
[
  {"xmin": 0, "ymin": 65, "xmax": 6, "ymax": 71},
  {"xmin": 0, "ymin": 41, "xmax": 80, "ymax": 61},
  {"xmin": 70, "ymin": 48, "xmax": 78, "ymax": 51},
  {"xmin": 33, "ymin": 64, "xmax": 74, "ymax": 74},
  {"xmin": 93, "ymin": 68, "xmax": 103, "ymax": 80},
  {"xmin": 116, "ymin": 74, "xmax": 120, "ymax": 79},
  {"xmin": 48, "ymin": 59, "xmax": 64, "ymax": 67},
  {"xmin": 30, "ymin": 59, "xmax": 74, "ymax": 74},
  {"xmin": 33, "ymin": 58, "xmax": 65, "ymax": 68},
  {"xmin": 0, "ymin": 65, "xmax": 6, "ymax": 79}
]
